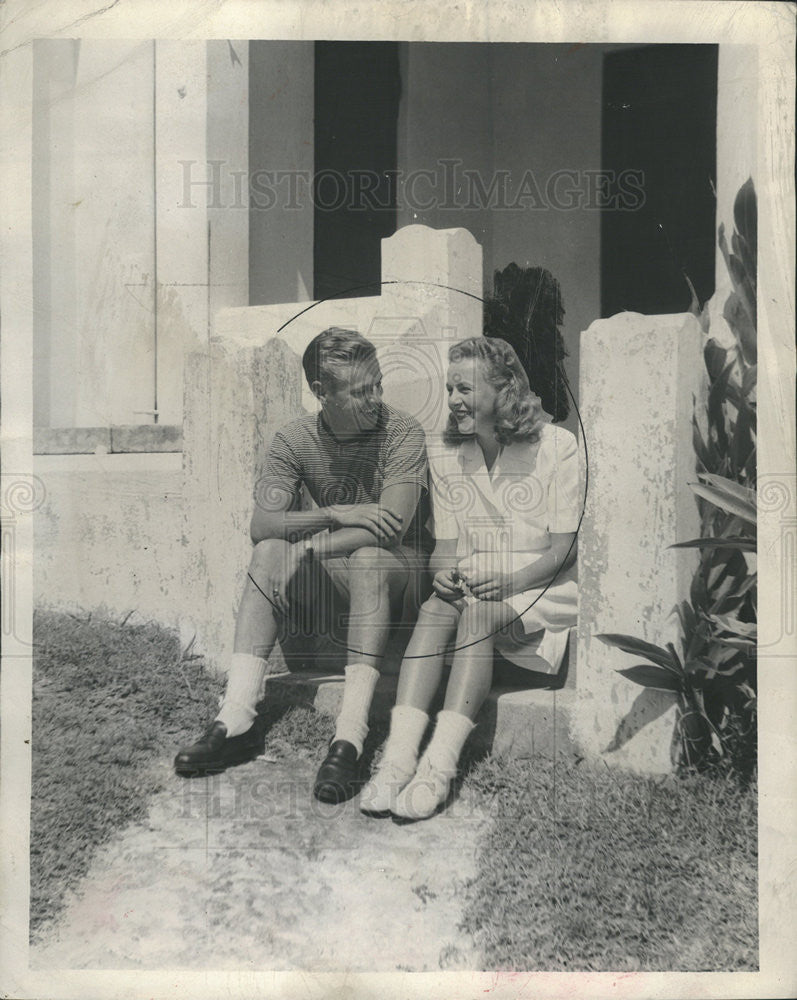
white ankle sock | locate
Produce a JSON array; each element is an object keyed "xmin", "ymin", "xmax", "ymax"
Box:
[
  {"xmin": 216, "ymin": 653, "xmax": 268, "ymax": 737},
  {"xmin": 424, "ymin": 710, "xmax": 476, "ymax": 777},
  {"xmin": 381, "ymin": 704, "xmax": 430, "ymax": 773},
  {"xmin": 333, "ymin": 662, "xmax": 380, "ymax": 756}
]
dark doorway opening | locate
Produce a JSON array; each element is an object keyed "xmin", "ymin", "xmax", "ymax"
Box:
[
  {"xmin": 313, "ymin": 41, "xmax": 401, "ymax": 301},
  {"xmin": 601, "ymin": 44, "xmax": 718, "ymax": 317}
]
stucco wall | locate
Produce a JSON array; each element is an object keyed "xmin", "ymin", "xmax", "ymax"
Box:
[{"xmin": 33, "ymin": 453, "xmax": 184, "ymax": 627}]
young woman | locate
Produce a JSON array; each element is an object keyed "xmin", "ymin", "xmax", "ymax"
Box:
[{"xmin": 360, "ymin": 336, "xmax": 580, "ymax": 821}]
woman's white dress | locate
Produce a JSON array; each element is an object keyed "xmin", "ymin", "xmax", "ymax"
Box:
[{"xmin": 428, "ymin": 422, "xmax": 581, "ymax": 672}]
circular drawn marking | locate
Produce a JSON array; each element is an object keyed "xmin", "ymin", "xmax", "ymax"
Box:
[{"xmin": 273, "ymin": 279, "xmax": 589, "ymax": 660}]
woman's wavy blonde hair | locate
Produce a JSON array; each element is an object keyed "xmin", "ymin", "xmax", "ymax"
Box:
[{"xmin": 443, "ymin": 336, "xmax": 551, "ymax": 447}]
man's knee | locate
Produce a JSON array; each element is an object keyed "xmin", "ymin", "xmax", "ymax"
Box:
[
  {"xmin": 348, "ymin": 545, "xmax": 383, "ymax": 570},
  {"xmin": 249, "ymin": 538, "xmax": 288, "ymax": 571},
  {"xmin": 348, "ymin": 545, "xmax": 405, "ymax": 591}
]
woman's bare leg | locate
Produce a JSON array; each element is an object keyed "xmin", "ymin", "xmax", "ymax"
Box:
[
  {"xmin": 443, "ymin": 600, "xmax": 516, "ymax": 719},
  {"xmin": 395, "ymin": 596, "xmax": 461, "ymax": 712}
]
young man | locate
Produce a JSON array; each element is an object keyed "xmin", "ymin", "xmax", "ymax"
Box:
[{"xmin": 174, "ymin": 328, "xmax": 431, "ymax": 803}]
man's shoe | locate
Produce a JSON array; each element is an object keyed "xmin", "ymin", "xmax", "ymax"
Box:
[
  {"xmin": 174, "ymin": 721, "xmax": 262, "ymax": 776},
  {"xmin": 313, "ymin": 740, "xmax": 360, "ymax": 803}
]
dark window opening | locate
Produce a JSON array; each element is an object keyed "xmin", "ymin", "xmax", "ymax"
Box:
[
  {"xmin": 313, "ymin": 41, "xmax": 401, "ymax": 301},
  {"xmin": 601, "ymin": 44, "xmax": 718, "ymax": 317}
]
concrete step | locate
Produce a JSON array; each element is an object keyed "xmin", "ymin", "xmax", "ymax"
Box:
[{"xmin": 262, "ymin": 671, "xmax": 576, "ymax": 758}]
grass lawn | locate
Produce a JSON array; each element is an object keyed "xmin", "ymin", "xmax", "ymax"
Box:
[
  {"xmin": 30, "ymin": 608, "xmax": 223, "ymax": 939},
  {"xmin": 461, "ymin": 753, "xmax": 758, "ymax": 971},
  {"xmin": 31, "ymin": 609, "xmax": 757, "ymax": 970}
]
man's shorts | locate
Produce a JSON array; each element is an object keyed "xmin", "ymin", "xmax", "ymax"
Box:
[{"xmin": 282, "ymin": 544, "xmax": 431, "ymax": 649}]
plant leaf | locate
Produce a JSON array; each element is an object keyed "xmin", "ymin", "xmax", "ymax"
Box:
[
  {"xmin": 712, "ymin": 636, "xmax": 756, "ymax": 652},
  {"xmin": 742, "ymin": 364, "xmax": 757, "ymax": 397},
  {"xmin": 671, "ymin": 536, "xmax": 756, "ymax": 552},
  {"xmin": 617, "ymin": 664, "xmax": 683, "ymax": 692},
  {"xmin": 697, "ymin": 473, "xmax": 756, "ymax": 506},
  {"xmin": 730, "ymin": 404, "xmax": 755, "ymax": 477},
  {"xmin": 692, "ymin": 415, "xmax": 712, "ymax": 472},
  {"xmin": 723, "ymin": 291, "xmax": 757, "ymax": 365},
  {"xmin": 684, "ymin": 657, "xmax": 719, "ymax": 686},
  {"xmin": 710, "ymin": 613, "xmax": 757, "ymax": 637},
  {"xmin": 595, "ymin": 633, "xmax": 681, "ymax": 672},
  {"xmin": 707, "ymin": 362, "xmax": 734, "ymax": 453},
  {"xmin": 703, "ymin": 338, "xmax": 728, "ymax": 380},
  {"xmin": 689, "ymin": 481, "xmax": 756, "ymax": 528},
  {"xmin": 732, "ymin": 177, "xmax": 757, "ymax": 269}
]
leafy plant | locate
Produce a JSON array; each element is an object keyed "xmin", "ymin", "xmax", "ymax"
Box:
[{"xmin": 598, "ymin": 179, "xmax": 758, "ymax": 778}]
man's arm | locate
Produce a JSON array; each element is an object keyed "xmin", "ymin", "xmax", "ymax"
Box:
[
  {"xmin": 313, "ymin": 416, "xmax": 429, "ymax": 559},
  {"xmin": 308, "ymin": 481, "xmax": 423, "ymax": 559},
  {"xmin": 251, "ymin": 496, "xmax": 409, "ymax": 548},
  {"xmin": 250, "ymin": 501, "xmax": 333, "ymax": 545},
  {"xmin": 252, "ymin": 418, "xmax": 426, "ymax": 553},
  {"xmin": 251, "ymin": 481, "xmax": 421, "ymax": 555}
]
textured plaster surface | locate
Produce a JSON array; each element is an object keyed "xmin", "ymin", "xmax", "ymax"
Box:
[
  {"xmin": 33, "ymin": 453, "xmax": 183, "ymax": 627},
  {"xmin": 575, "ymin": 312, "xmax": 704, "ymax": 773},
  {"xmin": 216, "ymin": 224, "xmax": 483, "ymax": 436}
]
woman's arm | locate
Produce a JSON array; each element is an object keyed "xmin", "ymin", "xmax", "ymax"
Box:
[
  {"xmin": 426, "ymin": 537, "xmax": 463, "ymax": 602},
  {"xmin": 427, "ymin": 537, "xmax": 459, "ymax": 575},
  {"xmin": 509, "ymin": 532, "xmax": 577, "ymax": 594},
  {"xmin": 461, "ymin": 532, "xmax": 577, "ymax": 601}
]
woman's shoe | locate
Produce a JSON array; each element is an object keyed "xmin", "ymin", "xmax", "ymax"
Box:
[
  {"xmin": 359, "ymin": 758, "xmax": 415, "ymax": 815},
  {"xmin": 391, "ymin": 755, "xmax": 453, "ymax": 821}
]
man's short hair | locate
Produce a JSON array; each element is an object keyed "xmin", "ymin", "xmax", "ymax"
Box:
[{"xmin": 302, "ymin": 327, "xmax": 381, "ymax": 391}]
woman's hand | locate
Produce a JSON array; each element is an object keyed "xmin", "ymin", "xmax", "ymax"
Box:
[
  {"xmin": 458, "ymin": 560, "xmax": 514, "ymax": 602},
  {"xmin": 432, "ymin": 567, "xmax": 464, "ymax": 602}
]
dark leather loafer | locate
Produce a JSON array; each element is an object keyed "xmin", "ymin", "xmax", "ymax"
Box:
[
  {"xmin": 174, "ymin": 721, "xmax": 262, "ymax": 777},
  {"xmin": 313, "ymin": 740, "xmax": 360, "ymax": 803}
]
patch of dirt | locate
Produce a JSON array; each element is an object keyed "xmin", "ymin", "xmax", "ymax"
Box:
[{"xmin": 32, "ymin": 757, "xmax": 490, "ymax": 971}]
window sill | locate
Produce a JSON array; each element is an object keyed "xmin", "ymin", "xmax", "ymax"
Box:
[{"xmin": 33, "ymin": 425, "xmax": 182, "ymax": 455}]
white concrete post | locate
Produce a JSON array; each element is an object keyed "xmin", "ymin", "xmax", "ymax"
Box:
[
  {"xmin": 704, "ymin": 45, "xmax": 758, "ymax": 351},
  {"xmin": 575, "ymin": 311, "xmax": 705, "ymax": 773},
  {"xmin": 181, "ymin": 337, "xmax": 302, "ymax": 667},
  {"xmin": 152, "ymin": 39, "xmax": 250, "ymax": 425},
  {"xmin": 378, "ymin": 225, "xmax": 483, "ymax": 438}
]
